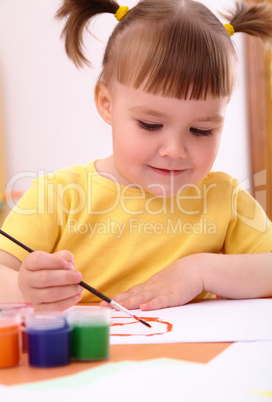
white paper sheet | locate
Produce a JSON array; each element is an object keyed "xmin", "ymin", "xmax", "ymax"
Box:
[
  {"xmin": 6, "ymin": 359, "xmax": 247, "ymax": 402},
  {"xmin": 2, "ymin": 299, "xmax": 270, "ymax": 402},
  {"xmin": 7, "ymin": 345, "xmax": 271, "ymax": 402},
  {"xmin": 108, "ymin": 298, "xmax": 272, "ymax": 343},
  {"xmin": 207, "ymin": 341, "xmax": 272, "ymax": 397}
]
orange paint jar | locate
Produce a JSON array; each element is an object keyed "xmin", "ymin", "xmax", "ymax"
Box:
[
  {"xmin": 0, "ymin": 313, "xmax": 21, "ymax": 368},
  {"xmin": 0, "ymin": 303, "xmax": 33, "ymax": 352}
]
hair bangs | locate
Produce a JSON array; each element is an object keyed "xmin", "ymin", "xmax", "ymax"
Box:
[{"xmin": 102, "ymin": 15, "xmax": 236, "ymax": 100}]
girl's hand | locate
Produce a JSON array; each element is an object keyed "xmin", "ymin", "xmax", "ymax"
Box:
[
  {"xmin": 18, "ymin": 250, "xmax": 83, "ymax": 311},
  {"xmin": 104, "ymin": 255, "xmax": 205, "ymax": 311}
]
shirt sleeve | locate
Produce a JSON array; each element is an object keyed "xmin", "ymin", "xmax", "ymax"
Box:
[
  {"xmin": 0, "ymin": 175, "xmax": 66, "ymax": 261},
  {"xmin": 223, "ymin": 184, "xmax": 272, "ymax": 254}
]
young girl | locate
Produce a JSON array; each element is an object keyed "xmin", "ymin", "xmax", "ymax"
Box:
[{"xmin": 0, "ymin": 0, "xmax": 272, "ymax": 312}]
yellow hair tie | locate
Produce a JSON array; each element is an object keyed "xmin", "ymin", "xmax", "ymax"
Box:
[
  {"xmin": 115, "ymin": 6, "xmax": 129, "ymax": 21},
  {"xmin": 224, "ymin": 23, "xmax": 235, "ymax": 37}
]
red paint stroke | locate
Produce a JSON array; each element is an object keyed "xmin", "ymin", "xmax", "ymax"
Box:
[{"xmin": 111, "ymin": 316, "xmax": 173, "ymax": 337}]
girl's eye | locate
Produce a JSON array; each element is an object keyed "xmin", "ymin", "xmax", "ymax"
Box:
[
  {"xmin": 138, "ymin": 121, "xmax": 163, "ymax": 132},
  {"xmin": 190, "ymin": 127, "xmax": 213, "ymax": 137}
]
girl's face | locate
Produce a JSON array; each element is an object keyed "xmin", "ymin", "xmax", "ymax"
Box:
[{"xmin": 96, "ymin": 81, "xmax": 228, "ymax": 197}]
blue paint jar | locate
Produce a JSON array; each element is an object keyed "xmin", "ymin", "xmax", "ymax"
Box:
[{"xmin": 25, "ymin": 314, "xmax": 71, "ymax": 368}]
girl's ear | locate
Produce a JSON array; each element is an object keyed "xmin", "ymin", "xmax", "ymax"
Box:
[{"xmin": 94, "ymin": 81, "xmax": 112, "ymax": 125}]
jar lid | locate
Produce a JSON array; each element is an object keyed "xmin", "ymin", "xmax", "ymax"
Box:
[
  {"xmin": 0, "ymin": 303, "xmax": 33, "ymax": 317},
  {"xmin": 0, "ymin": 312, "xmax": 21, "ymax": 328},
  {"xmin": 25, "ymin": 313, "xmax": 68, "ymax": 330},
  {"xmin": 67, "ymin": 306, "xmax": 111, "ymax": 325}
]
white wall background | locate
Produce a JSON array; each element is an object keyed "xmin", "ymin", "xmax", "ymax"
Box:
[{"xmin": 0, "ymin": 0, "xmax": 251, "ymax": 194}]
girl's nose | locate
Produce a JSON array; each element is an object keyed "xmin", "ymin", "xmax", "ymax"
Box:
[{"xmin": 158, "ymin": 136, "xmax": 187, "ymax": 159}]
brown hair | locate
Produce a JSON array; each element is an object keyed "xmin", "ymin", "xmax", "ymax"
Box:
[{"xmin": 57, "ymin": 0, "xmax": 272, "ymax": 100}]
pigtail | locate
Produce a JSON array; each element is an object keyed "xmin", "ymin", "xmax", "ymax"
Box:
[
  {"xmin": 56, "ymin": 0, "xmax": 120, "ymax": 67},
  {"xmin": 223, "ymin": 1, "xmax": 272, "ymax": 44}
]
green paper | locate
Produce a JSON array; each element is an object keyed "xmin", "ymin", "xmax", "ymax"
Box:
[{"xmin": 15, "ymin": 359, "xmax": 198, "ymax": 391}]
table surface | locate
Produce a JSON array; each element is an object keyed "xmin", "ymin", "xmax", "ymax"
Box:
[
  {"xmin": 0, "ymin": 301, "xmax": 233, "ymax": 386},
  {"xmin": 1, "ymin": 340, "xmax": 232, "ymax": 386}
]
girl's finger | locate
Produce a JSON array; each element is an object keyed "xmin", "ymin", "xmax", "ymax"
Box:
[
  {"xmin": 113, "ymin": 291, "xmax": 154, "ymax": 310},
  {"xmin": 113, "ymin": 283, "xmax": 150, "ymax": 303},
  {"xmin": 23, "ymin": 250, "xmax": 74, "ymax": 271},
  {"xmin": 33, "ymin": 292, "xmax": 83, "ymax": 312},
  {"xmin": 29, "ymin": 269, "xmax": 82, "ymax": 288},
  {"xmin": 30, "ymin": 284, "xmax": 83, "ymax": 304},
  {"xmin": 140, "ymin": 294, "xmax": 174, "ymax": 311}
]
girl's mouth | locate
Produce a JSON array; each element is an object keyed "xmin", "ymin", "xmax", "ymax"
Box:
[{"xmin": 148, "ymin": 165, "xmax": 186, "ymax": 177}]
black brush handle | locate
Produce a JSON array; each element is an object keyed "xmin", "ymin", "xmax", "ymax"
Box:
[
  {"xmin": 79, "ymin": 281, "xmax": 112, "ymax": 304},
  {"xmin": 0, "ymin": 229, "xmax": 34, "ymax": 253},
  {"xmin": 0, "ymin": 229, "xmax": 151, "ymax": 328},
  {"xmin": 0, "ymin": 229, "xmax": 112, "ymax": 303}
]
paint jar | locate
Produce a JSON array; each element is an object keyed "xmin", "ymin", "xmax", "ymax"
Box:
[
  {"xmin": 67, "ymin": 307, "xmax": 110, "ymax": 361},
  {"xmin": 0, "ymin": 302, "xmax": 32, "ymax": 314},
  {"xmin": 18, "ymin": 304, "xmax": 33, "ymax": 352},
  {"xmin": 0, "ymin": 312, "xmax": 21, "ymax": 368},
  {"xmin": 0, "ymin": 303, "xmax": 33, "ymax": 352},
  {"xmin": 25, "ymin": 313, "xmax": 71, "ymax": 368}
]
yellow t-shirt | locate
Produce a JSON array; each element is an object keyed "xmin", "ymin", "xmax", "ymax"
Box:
[{"xmin": 1, "ymin": 160, "xmax": 272, "ymax": 302}]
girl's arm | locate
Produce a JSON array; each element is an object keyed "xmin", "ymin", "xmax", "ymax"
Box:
[
  {"xmin": 202, "ymin": 253, "xmax": 272, "ymax": 299},
  {"xmin": 0, "ymin": 251, "xmax": 24, "ymax": 302},
  {"xmin": 109, "ymin": 252, "xmax": 272, "ymax": 311}
]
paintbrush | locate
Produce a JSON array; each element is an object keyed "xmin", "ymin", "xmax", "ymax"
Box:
[{"xmin": 0, "ymin": 229, "xmax": 151, "ymax": 328}]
